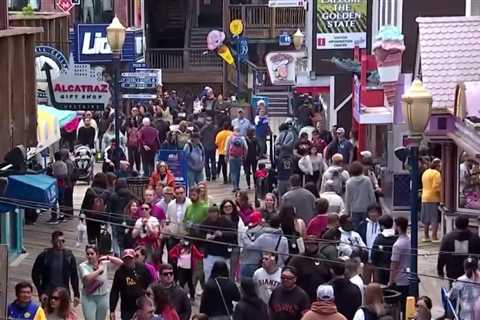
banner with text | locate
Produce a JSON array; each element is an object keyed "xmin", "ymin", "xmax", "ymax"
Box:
[{"xmin": 316, "ymin": 0, "xmax": 367, "ymax": 50}]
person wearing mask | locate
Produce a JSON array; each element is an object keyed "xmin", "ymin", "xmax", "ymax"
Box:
[
  {"xmin": 437, "ymin": 216, "xmax": 480, "ymax": 281},
  {"xmin": 233, "ymin": 278, "xmax": 269, "ymax": 320},
  {"xmin": 352, "ymin": 283, "xmax": 386, "ymax": 320},
  {"xmin": 320, "ymin": 180, "xmax": 345, "ymax": 214},
  {"xmin": 156, "ymin": 264, "xmax": 192, "ymax": 320},
  {"xmin": 199, "ymin": 206, "xmax": 236, "ymax": 280},
  {"xmin": 110, "ymin": 249, "xmax": 153, "ymax": 320},
  {"xmin": 320, "ymin": 154, "xmax": 350, "ymax": 196},
  {"xmin": 8, "ymin": 281, "xmax": 47, "ymax": 320},
  {"xmin": 449, "ymin": 257, "xmax": 480, "ymax": 320},
  {"xmin": 306, "ymin": 198, "xmax": 330, "ymax": 237},
  {"xmin": 371, "ymin": 215, "xmax": 397, "ymax": 285},
  {"xmin": 226, "ymin": 127, "xmax": 248, "ymax": 192},
  {"xmin": 301, "ymin": 285, "xmax": 347, "ymax": 320},
  {"xmin": 149, "ymin": 161, "xmax": 175, "ymax": 189},
  {"xmin": 183, "ymin": 186, "xmax": 208, "ymax": 236},
  {"xmin": 337, "ymin": 215, "xmax": 367, "ymax": 259},
  {"xmin": 138, "ymin": 118, "xmax": 160, "ymax": 177},
  {"xmin": 79, "ymin": 245, "xmax": 123, "ymax": 320},
  {"xmin": 46, "ymin": 287, "xmax": 77, "ymax": 320},
  {"xmin": 252, "ymin": 215, "xmax": 290, "ymax": 267},
  {"xmin": 421, "ymin": 158, "xmax": 442, "ymax": 242},
  {"xmin": 269, "ymin": 266, "xmax": 310, "ymax": 320},
  {"xmin": 282, "ymin": 174, "xmax": 317, "ymax": 224},
  {"xmin": 200, "ymin": 116, "xmax": 218, "ymax": 181},
  {"xmin": 252, "ymin": 252, "xmax": 282, "ymax": 304},
  {"xmin": 329, "ymin": 259, "xmax": 362, "ymax": 320},
  {"xmin": 344, "ymin": 161, "xmax": 376, "ymax": 230},
  {"xmin": 215, "ymin": 122, "xmax": 233, "ymax": 184},
  {"xmin": 31, "ymin": 231, "xmax": 80, "ymax": 307},
  {"xmin": 184, "ymin": 132, "xmax": 206, "ymax": 188},
  {"xmin": 255, "ymin": 103, "xmax": 271, "ymax": 159},
  {"xmin": 357, "ymin": 205, "xmax": 382, "ymax": 284},
  {"xmin": 231, "ymin": 109, "xmax": 252, "ymax": 137},
  {"xmin": 200, "ymin": 261, "xmax": 241, "ymax": 318},
  {"xmin": 288, "ymin": 236, "xmax": 332, "ymax": 301},
  {"xmin": 165, "ymin": 186, "xmax": 192, "ymax": 254},
  {"xmin": 388, "ymin": 217, "xmax": 411, "ymax": 307}
]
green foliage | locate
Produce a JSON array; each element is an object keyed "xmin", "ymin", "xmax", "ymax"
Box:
[{"xmin": 22, "ymin": 4, "xmax": 34, "ymax": 15}]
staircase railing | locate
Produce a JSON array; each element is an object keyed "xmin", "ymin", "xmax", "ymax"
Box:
[
  {"xmin": 226, "ymin": 59, "xmax": 270, "ymax": 95},
  {"xmin": 183, "ymin": 0, "xmax": 193, "ymax": 66},
  {"xmin": 146, "ymin": 48, "xmax": 222, "ymax": 70}
]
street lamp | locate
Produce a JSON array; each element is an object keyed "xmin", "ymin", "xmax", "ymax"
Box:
[
  {"xmin": 401, "ymin": 78, "xmax": 433, "ymax": 297},
  {"xmin": 106, "ymin": 17, "xmax": 126, "ymax": 170},
  {"xmin": 293, "ymin": 29, "xmax": 304, "ymax": 50}
]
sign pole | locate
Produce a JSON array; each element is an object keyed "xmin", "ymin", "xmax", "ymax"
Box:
[
  {"xmin": 112, "ymin": 53, "xmax": 121, "ymax": 171},
  {"xmin": 236, "ymin": 37, "xmax": 241, "ymax": 98}
]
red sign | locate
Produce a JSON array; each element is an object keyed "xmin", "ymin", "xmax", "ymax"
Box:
[{"xmin": 56, "ymin": 0, "xmax": 74, "ymax": 13}]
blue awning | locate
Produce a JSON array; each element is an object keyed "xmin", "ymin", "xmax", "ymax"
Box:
[{"xmin": 0, "ymin": 174, "xmax": 57, "ymax": 212}]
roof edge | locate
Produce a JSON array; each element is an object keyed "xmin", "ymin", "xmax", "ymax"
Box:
[{"xmin": 416, "ymin": 16, "xmax": 480, "ymax": 23}]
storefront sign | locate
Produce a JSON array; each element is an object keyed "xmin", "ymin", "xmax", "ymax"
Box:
[
  {"xmin": 265, "ymin": 51, "xmax": 304, "ymax": 85},
  {"xmin": 316, "ymin": 0, "xmax": 367, "ymax": 50},
  {"xmin": 71, "ymin": 24, "xmax": 144, "ymax": 63},
  {"xmin": 35, "ymin": 46, "xmax": 69, "ymax": 104},
  {"xmin": 120, "ymin": 72, "xmax": 157, "ymax": 90}
]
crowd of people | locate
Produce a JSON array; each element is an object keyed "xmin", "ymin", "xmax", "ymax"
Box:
[{"xmin": 8, "ymin": 89, "xmax": 480, "ymax": 320}]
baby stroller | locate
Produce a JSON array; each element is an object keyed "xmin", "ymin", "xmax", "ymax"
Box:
[{"xmin": 73, "ymin": 145, "xmax": 94, "ymax": 184}]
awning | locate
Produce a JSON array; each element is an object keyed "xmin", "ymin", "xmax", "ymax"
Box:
[
  {"xmin": 36, "ymin": 105, "xmax": 77, "ymax": 151},
  {"xmin": 0, "ymin": 174, "xmax": 57, "ymax": 212}
]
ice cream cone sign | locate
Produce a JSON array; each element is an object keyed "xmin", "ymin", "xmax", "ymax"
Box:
[
  {"xmin": 206, "ymin": 30, "xmax": 235, "ymax": 65},
  {"xmin": 373, "ymin": 26, "xmax": 405, "ymax": 107}
]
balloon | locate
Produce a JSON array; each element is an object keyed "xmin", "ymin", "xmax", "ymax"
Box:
[{"xmin": 206, "ymin": 30, "xmax": 226, "ymax": 51}]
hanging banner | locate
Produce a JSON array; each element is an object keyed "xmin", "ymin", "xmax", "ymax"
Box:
[
  {"xmin": 156, "ymin": 150, "xmax": 189, "ymax": 190},
  {"xmin": 316, "ymin": 0, "xmax": 368, "ymax": 50}
]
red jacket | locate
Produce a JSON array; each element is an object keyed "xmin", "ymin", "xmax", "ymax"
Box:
[
  {"xmin": 168, "ymin": 244, "xmax": 203, "ymax": 268},
  {"xmin": 149, "ymin": 170, "xmax": 176, "ymax": 188}
]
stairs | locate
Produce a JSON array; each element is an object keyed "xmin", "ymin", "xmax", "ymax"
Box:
[
  {"xmin": 190, "ymin": 28, "xmax": 214, "ymax": 48},
  {"xmin": 166, "ymin": 1, "xmax": 185, "ymax": 30},
  {"xmin": 257, "ymin": 86, "xmax": 291, "ymax": 117}
]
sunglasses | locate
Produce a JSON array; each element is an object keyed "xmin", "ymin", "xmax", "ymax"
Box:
[
  {"xmin": 281, "ymin": 275, "xmax": 296, "ymax": 281},
  {"xmin": 162, "ymin": 272, "xmax": 174, "ymax": 277},
  {"xmin": 50, "ymin": 296, "xmax": 60, "ymax": 301}
]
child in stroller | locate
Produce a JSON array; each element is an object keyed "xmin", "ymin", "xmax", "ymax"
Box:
[{"xmin": 73, "ymin": 145, "xmax": 94, "ymax": 183}]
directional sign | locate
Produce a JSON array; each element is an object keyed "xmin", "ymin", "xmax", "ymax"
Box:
[
  {"xmin": 120, "ymin": 72, "xmax": 157, "ymax": 90},
  {"xmin": 56, "ymin": 0, "xmax": 74, "ymax": 13},
  {"xmin": 122, "ymin": 93, "xmax": 157, "ymax": 100},
  {"xmin": 268, "ymin": 0, "xmax": 306, "ymax": 8},
  {"xmin": 237, "ymin": 37, "xmax": 249, "ymax": 62}
]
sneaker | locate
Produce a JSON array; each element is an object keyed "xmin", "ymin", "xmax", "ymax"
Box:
[
  {"xmin": 212, "ymin": 176, "xmax": 217, "ymax": 181},
  {"xmin": 46, "ymin": 218, "xmax": 59, "ymax": 225}
]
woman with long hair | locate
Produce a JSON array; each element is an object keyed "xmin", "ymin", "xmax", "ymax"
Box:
[
  {"xmin": 259, "ymin": 193, "xmax": 278, "ymax": 224},
  {"xmin": 450, "ymin": 257, "xmax": 480, "ymax": 320},
  {"xmin": 79, "ymin": 245, "xmax": 123, "ymax": 320},
  {"xmin": 233, "ymin": 278, "xmax": 269, "ymax": 320},
  {"xmin": 200, "ymin": 261, "xmax": 240, "ymax": 319},
  {"xmin": 236, "ymin": 191, "xmax": 254, "ymax": 224},
  {"xmin": 150, "ymin": 283, "xmax": 180, "ymax": 320},
  {"xmin": 123, "ymin": 199, "xmax": 142, "ymax": 249},
  {"xmin": 132, "ymin": 202, "xmax": 160, "ymax": 258},
  {"xmin": 353, "ymin": 283, "xmax": 385, "ymax": 320},
  {"xmin": 220, "ymin": 199, "xmax": 244, "ymax": 281},
  {"xmin": 278, "ymin": 205, "xmax": 306, "ymax": 256},
  {"xmin": 46, "ymin": 287, "xmax": 77, "ymax": 320}
]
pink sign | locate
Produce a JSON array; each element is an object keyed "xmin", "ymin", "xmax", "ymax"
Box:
[{"xmin": 56, "ymin": 0, "xmax": 74, "ymax": 13}]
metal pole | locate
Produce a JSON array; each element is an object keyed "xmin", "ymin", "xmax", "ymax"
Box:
[
  {"xmin": 409, "ymin": 143, "xmax": 419, "ymax": 297},
  {"xmin": 236, "ymin": 37, "xmax": 240, "ymax": 98},
  {"xmin": 113, "ymin": 53, "xmax": 121, "ymax": 171}
]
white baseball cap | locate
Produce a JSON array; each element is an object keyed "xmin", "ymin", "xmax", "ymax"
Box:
[{"xmin": 316, "ymin": 285, "xmax": 334, "ymax": 301}]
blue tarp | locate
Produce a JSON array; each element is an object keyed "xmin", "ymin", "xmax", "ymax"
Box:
[{"xmin": 0, "ymin": 174, "xmax": 57, "ymax": 212}]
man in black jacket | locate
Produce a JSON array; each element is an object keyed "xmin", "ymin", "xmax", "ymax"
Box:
[
  {"xmin": 156, "ymin": 264, "xmax": 192, "ymax": 320},
  {"xmin": 356, "ymin": 205, "xmax": 381, "ymax": 284},
  {"xmin": 328, "ymin": 259, "xmax": 362, "ymax": 320},
  {"xmin": 371, "ymin": 214, "xmax": 398, "ymax": 285},
  {"xmin": 437, "ymin": 216, "xmax": 480, "ymax": 282},
  {"xmin": 31, "ymin": 231, "xmax": 80, "ymax": 306},
  {"xmin": 110, "ymin": 249, "xmax": 153, "ymax": 320}
]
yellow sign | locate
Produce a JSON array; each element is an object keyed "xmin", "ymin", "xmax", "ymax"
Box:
[
  {"xmin": 217, "ymin": 45, "xmax": 235, "ymax": 65},
  {"xmin": 229, "ymin": 19, "xmax": 244, "ymax": 36}
]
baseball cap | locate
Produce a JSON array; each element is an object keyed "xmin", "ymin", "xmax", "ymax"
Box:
[
  {"xmin": 248, "ymin": 211, "xmax": 263, "ymax": 227},
  {"xmin": 257, "ymin": 99, "xmax": 266, "ymax": 106},
  {"xmin": 317, "ymin": 285, "xmax": 335, "ymax": 301},
  {"xmin": 336, "ymin": 127, "xmax": 345, "ymax": 134},
  {"xmin": 122, "ymin": 249, "xmax": 136, "ymax": 259},
  {"xmin": 331, "ymin": 153, "xmax": 344, "ymax": 162}
]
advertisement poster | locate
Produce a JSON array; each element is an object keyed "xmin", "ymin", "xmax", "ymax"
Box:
[
  {"xmin": 157, "ymin": 150, "xmax": 189, "ymax": 190},
  {"xmin": 316, "ymin": 0, "xmax": 368, "ymax": 50}
]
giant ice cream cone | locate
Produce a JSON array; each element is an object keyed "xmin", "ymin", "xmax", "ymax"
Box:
[{"xmin": 373, "ymin": 26, "xmax": 405, "ymax": 107}]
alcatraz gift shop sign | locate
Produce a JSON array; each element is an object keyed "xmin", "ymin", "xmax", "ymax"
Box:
[{"xmin": 316, "ymin": 0, "xmax": 367, "ymax": 50}]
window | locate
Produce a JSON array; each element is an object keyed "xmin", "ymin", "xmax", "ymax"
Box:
[
  {"xmin": 470, "ymin": 0, "xmax": 480, "ymax": 15},
  {"xmin": 77, "ymin": 0, "xmax": 114, "ymax": 24},
  {"xmin": 8, "ymin": 0, "xmax": 40, "ymax": 10},
  {"xmin": 458, "ymin": 151, "xmax": 480, "ymax": 212}
]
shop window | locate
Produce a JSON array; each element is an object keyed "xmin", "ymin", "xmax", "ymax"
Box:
[
  {"xmin": 8, "ymin": 0, "xmax": 40, "ymax": 10},
  {"xmin": 458, "ymin": 151, "xmax": 480, "ymax": 211},
  {"xmin": 79, "ymin": 0, "xmax": 114, "ymax": 24}
]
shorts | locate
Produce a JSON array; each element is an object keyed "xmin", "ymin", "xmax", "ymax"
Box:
[{"xmin": 421, "ymin": 202, "xmax": 439, "ymax": 225}]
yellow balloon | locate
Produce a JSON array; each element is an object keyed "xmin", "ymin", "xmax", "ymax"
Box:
[{"xmin": 229, "ymin": 19, "xmax": 244, "ymax": 36}]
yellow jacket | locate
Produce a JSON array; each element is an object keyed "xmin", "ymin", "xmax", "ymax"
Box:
[
  {"xmin": 421, "ymin": 168, "xmax": 442, "ymax": 203},
  {"xmin": 215, "ymin": 130, "xmax": 232, "ymax": 156}
]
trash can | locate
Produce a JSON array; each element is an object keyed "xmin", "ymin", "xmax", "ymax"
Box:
[
  {"xmin": 126, "ymin": 177, "xmax": 149, "ymax": 200},
  {"xmin": 383, "ymin": 289, "xmax": 402, "ymax": 320}
]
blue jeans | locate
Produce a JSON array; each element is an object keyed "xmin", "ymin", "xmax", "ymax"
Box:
[
  {"xmin": 188, "ymin": 169, "xmax": 204, "ymax": 188},
  {"xmin": 82, "ymin": 293, "xmax": 108, "ymax": 320},
  {"xmin": 204, "ymin": 149, "xmax": 217, "ymax": 179},
  {"xmin": 229, "ymin": 157, "xmax": 242, "ymax": 190},
  {"xmin": 352, "ymin": 212, "xmax": 367, "ymax": 231}
]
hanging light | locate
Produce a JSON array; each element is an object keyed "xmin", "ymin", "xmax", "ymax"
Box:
[
  {"xmin": 106, "ymin": 16, "xmax": 126, "ymax": 53},
  {"xmin": 402, "ymin": 79, "xmax": 433, "ymax": 136}
]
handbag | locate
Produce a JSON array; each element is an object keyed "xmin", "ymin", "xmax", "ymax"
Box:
[
  {"xmin": 84, "ymin": 278, "xmax": 103, "ymax": 295},
  {"xmin": 215, "ymin": 278, "xmax": 233, "ymax": 320}
]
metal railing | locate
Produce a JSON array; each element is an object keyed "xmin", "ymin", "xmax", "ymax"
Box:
[
  {"xmin": 228, "ymin": 4, "xmax": 304, "ymax": 36},
  {"xmin": 146, "ymin": 48, "xmax": 223, "ymax": 70}
]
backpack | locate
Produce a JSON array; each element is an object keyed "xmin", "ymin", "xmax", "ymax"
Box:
[
  {"xmin": 97, "ymin": 225, "xmax": 112, "ymax": 255},
  {"xmin": 228, "ymin": 136, "xmax": 245, "ymax": 158},
  {"xmin": 330, "ymin": 168, "xmax": 346, "ymax": 195},
  {"xmin": 186, "ymin": 142, "xmax": 205, "ymax": 171},
  {"xmin": 127, "ymin": 127, "xmax": 139, "ymax": 147}
]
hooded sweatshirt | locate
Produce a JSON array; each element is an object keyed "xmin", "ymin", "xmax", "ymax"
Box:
[
  {"xmin": 301, "ymin": 301, "xmax": 347, "ymax": 320},
  {"xmin": 240, "ymin": 225, "xmax": 265, "ymax": 265},
  {"xmin": 344, "ymin": 176, "xmax": 376, "ymax": 214},
  {"xmin": 252, "ymin": 228, "xmax": 289, "ymax": 267},
  {"xmin": 437, "ymin": 229, "xmax": 480, "ymax": 278}
]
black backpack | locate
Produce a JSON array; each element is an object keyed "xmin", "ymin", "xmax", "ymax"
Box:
[{"xmin": 97, "ymin": 225, "xmax": 112, "ymax": 255}]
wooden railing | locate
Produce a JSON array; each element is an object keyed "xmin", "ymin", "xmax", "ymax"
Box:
[
  {"xmin": 227, "ymin": 4, "xmax": 304, "ymax": 38},
  {"xmin": 146, "ymin": 48, "xmax": 223, "ymax": 70}
]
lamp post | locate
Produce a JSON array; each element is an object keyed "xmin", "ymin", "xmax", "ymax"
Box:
[
  {"xmin": 106, "ymin": 16, "xmax": 126, "ymax": 171},
  {"xmin": 401, "ymin": 78, "xmax": 433, "ymax": 297}
]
